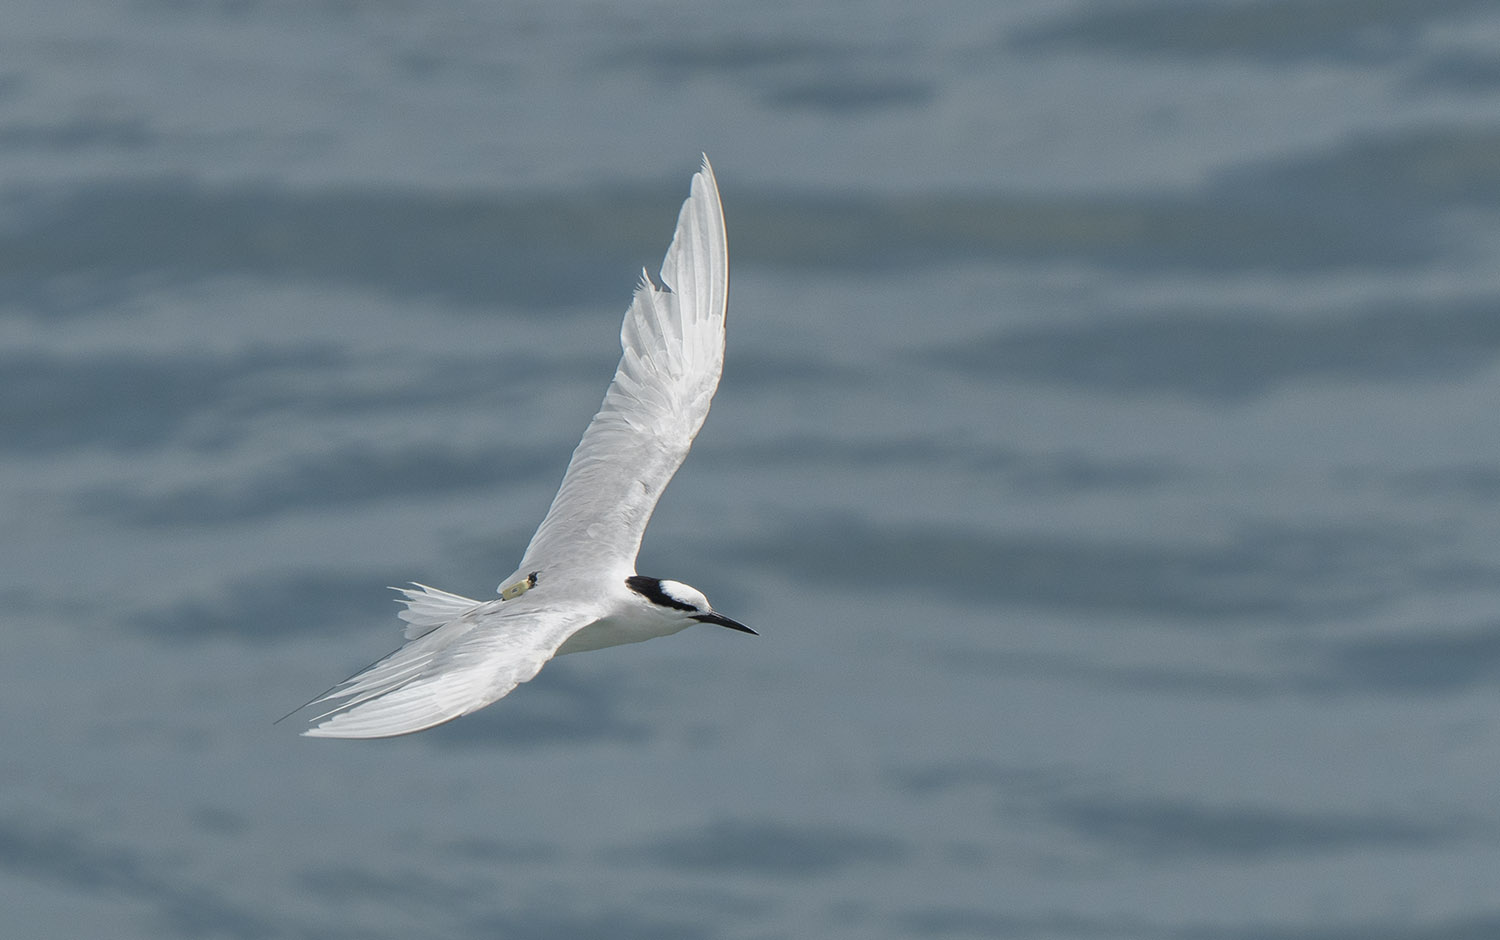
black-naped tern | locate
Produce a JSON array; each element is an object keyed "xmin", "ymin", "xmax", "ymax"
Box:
[{"xmin": 287, "ymin": 157, "xmax": 752, "ymax": 739}]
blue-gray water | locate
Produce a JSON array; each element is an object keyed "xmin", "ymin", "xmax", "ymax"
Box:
[{"xmin": 4, "ymin": 1, "xmax": 1500, "ymax": 937}]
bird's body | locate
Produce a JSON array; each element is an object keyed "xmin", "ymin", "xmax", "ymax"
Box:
[{"xmin": 289, "ymin": 157, "xmax": 751, "ymax": 739}]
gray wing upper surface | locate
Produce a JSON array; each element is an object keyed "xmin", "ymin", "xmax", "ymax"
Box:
[{"xmin": 510, "ymin": 156, "xmax": 729, "ymax": 588}]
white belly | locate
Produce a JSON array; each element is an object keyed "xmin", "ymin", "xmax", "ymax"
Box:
[{"xmin": 554, "ymin": 613, "xmax": 690, "ymax": 655}]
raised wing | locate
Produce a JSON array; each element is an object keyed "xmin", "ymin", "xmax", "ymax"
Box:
[
  {"xmin": 510, "ymin": 156, "xmax": 729, "ymax": 587},
  {"xmin": 300, "ymin": 596, "xmax": 596, "ymax": 738}
]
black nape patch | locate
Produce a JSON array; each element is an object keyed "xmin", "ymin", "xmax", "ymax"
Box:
[{"xmin": 626, "ymin": 575, "xmax": 695, "ymax": 611}]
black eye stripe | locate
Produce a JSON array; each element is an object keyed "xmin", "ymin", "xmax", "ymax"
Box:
[{"xmin": 625, "ymin": 575, "xmax": 696, "ymax": 612}]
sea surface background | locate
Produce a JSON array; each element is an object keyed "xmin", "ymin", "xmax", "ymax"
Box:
[{"xmin": 4, "ymin": 1, "xmax": 1500, "ymax": 937}]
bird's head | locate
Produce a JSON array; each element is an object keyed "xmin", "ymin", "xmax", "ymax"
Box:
[{"xmin": 625, "ymin": 575, "xmax": 756, "ymax": 635}]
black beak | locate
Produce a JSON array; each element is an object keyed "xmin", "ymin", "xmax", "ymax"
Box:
[{"xmin": 692, "ymin": 611, "xmax": 757, "ymax": 635}]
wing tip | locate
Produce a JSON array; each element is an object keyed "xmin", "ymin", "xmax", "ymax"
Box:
[
  {"xmin": 692, "ymin": 154, "xmax": 721, "ymax": 209},
  {"xmin": 299, "ymin": 699, "xmax": 460, "ymax": 739}
]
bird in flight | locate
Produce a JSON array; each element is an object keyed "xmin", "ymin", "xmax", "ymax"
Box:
[{"xmin": 287, "ymin": 156, "xmax": 753, "ymax": 738}]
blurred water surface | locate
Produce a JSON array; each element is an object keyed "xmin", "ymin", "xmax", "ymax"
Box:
[{"xmin": 3, "ymin": 1, "xmax": 1500, "ymax": 937}]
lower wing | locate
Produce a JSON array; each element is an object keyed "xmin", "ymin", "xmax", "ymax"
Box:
[{"xmin": 296, "ymin": 597, "xmax": 595, "ymax": 739}]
